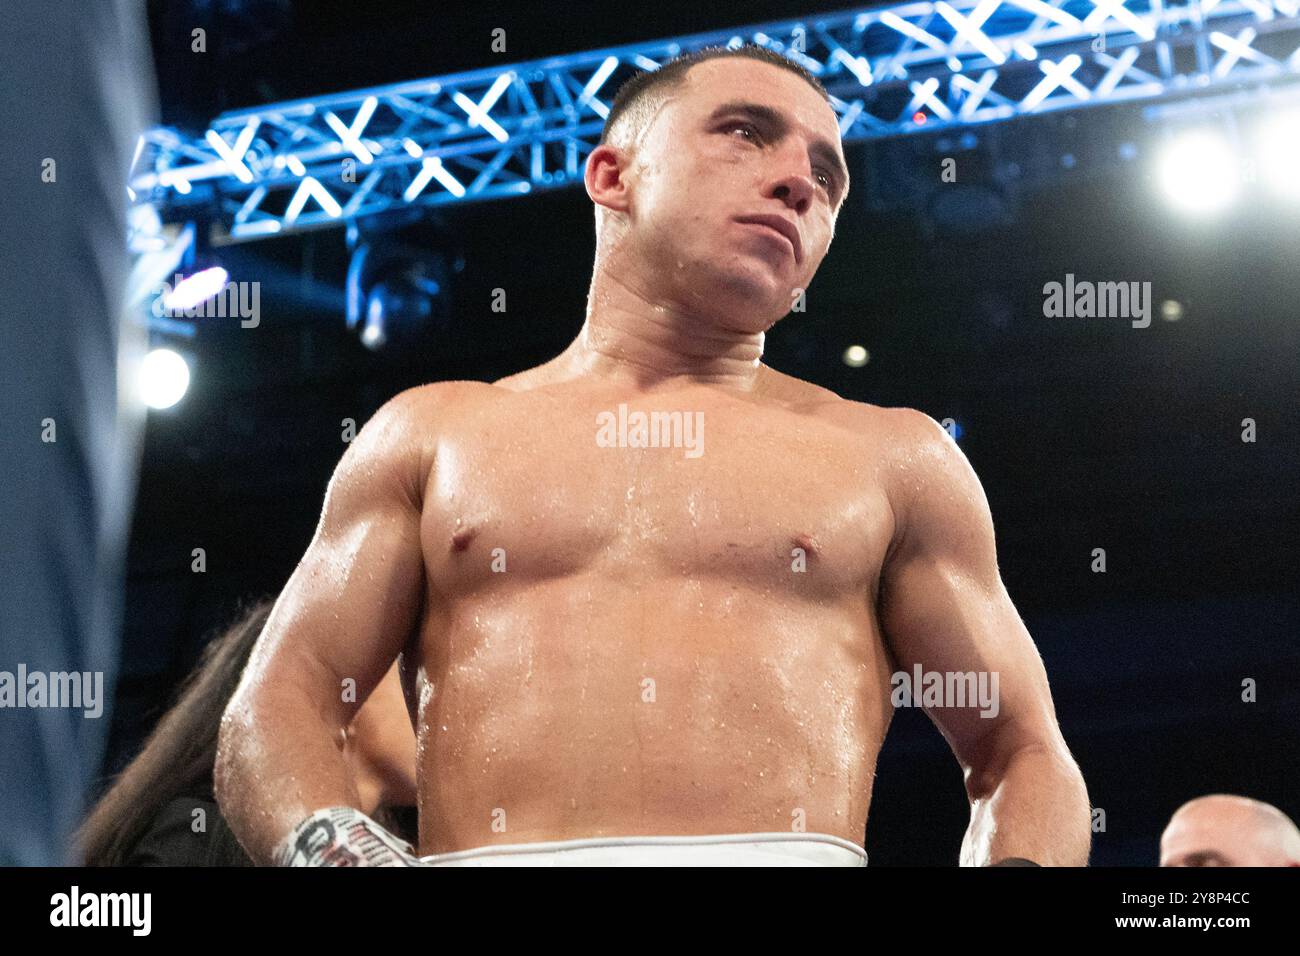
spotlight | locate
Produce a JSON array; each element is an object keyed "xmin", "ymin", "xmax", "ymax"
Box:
[
  {"xmin": 360, "ymin": 318, "xmax": 385, "ymax": 349},
  {"xmin": 346, "ymin": 232, "xmax": 451, "ymax": 352},
  {"xmin": 151, "ymin": 223, "xmax": 230, "ymax": 323},
  {"xmin": 139, "ymin": 348, "xmax": 190, "ymax": 410},
  {"xmin": 843, "ymin": 345, "xmax": 870, "ymax": 367},
  {"xmin": 162, "ymin": 266, "xmax": 229, "ymax": 311},
  {"xmin": 1257, "ymin": 110, "xmax": 1300, "ymax": 201},
  {"xmin": 1156, "ymin": 131, "xmax": 1240, "ymax": 214}
]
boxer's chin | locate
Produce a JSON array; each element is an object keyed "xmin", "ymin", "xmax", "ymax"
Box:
[{"xmin": 693, "ymin": 261, "xmax": 797, "ymax": 331}]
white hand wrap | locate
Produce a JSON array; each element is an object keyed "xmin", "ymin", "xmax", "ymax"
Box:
[{"xmin": 273, "ymin": 806, "xmax": 420, "ymax": 867}]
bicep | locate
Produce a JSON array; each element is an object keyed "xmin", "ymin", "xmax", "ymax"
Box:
[
  {"xmin": 239, "ymin": 392, "xmax": 429, "ymax": 726},
  {"xmin": 879, "ymin": 411, "xmax": 1060, "ymax": 770}
]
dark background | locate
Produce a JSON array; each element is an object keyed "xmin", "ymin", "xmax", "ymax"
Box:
[{"xmin": 106, "ymin": 0, "xmax": 1300, "ymax": 864}]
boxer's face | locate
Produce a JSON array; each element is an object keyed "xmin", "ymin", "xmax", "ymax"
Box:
[{"xmin": 610, "ymin": 58, "xmax": 849, "ymax": 334}]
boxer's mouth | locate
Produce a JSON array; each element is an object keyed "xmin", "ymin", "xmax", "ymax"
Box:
[{"xmin": 734, "ymin": 214, "xmax": 802, "ymax": 264}]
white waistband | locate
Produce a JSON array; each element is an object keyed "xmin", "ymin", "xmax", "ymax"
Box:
[{"xmin": 420, "ymin": 832, "xmax": 867, "ymax": 867}]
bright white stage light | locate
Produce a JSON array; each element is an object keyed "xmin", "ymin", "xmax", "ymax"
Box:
[
  {"xmin": 1156, "ymin": 132, "xmax": 1240, "ymax": 214},
  {"xmin": 843, "ymin": 345, "xmax": 870, "ymax": 367},
  {"xmin": 163, "ymin": 266, "xmax": 228, "ymax": 310},
  {"xmin": 1257, "ymin": 111, "xmax": 1300, "ymax": 200},
  {"xmin": 140, "ymin": 348, "xmax": 191, "ymax": 409}
]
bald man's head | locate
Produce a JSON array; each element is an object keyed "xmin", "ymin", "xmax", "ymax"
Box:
[{"xmin": 1160, "ymin": 794, "xmax": 1300, "ymax": 867}]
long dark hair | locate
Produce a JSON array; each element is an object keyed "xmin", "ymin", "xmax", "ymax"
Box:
[{"xmin": 77, "ymin": 598, "xmax": 275, "ymax": 866}]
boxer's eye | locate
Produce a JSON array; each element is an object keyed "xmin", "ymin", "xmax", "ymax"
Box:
[{"xmin": 728, "ymin": 122, "xmax": 835, "ymax": 195}]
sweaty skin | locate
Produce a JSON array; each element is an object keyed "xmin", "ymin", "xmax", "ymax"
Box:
[{"xmin": 216, "ymin": 56, "xmax": 1090, "ymax": 865}]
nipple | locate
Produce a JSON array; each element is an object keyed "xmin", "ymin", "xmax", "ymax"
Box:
[
  {"xmin": 451, "ymin": 523, "xmax": 478, "ymax": 552},
  {"xmin": 792, "ymin": 532, "xmax": 820, "ymax": 556}
]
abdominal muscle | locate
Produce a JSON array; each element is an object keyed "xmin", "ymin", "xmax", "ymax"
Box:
[{"xmin": 410, "ymin": 573, "xmax": 894, "ymax": 854}]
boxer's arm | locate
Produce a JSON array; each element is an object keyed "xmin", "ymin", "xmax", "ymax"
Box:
[
  {"xmin": 214, "ymin": 387, "xmax": 434, "ymax": 865},
  {"xmin": 878, "ymin": 409, "xmax": 1090, "ymax": 867}
]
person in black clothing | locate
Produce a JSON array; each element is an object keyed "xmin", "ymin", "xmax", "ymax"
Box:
[{"xmin": 77, "ymin": 598, "xmax": 417, "ymax": 865}]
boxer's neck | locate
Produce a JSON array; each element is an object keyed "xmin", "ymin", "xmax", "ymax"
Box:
[{"xmin": 570, "ymin": 268, "xmax": 767, "ymax": 392}]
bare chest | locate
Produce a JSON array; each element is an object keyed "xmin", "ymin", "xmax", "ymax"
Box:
[{"xmin": 420, "ymin": 391, "xmax": 894, "ymax": 600}]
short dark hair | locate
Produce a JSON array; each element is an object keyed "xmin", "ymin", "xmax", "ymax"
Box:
[{"xmin": 599, "ymin": 45, "xmax": 831, "ymax": 147}]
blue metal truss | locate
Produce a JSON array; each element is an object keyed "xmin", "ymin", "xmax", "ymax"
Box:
[{"xmin": 128, "ymin": 0, "xmax": 1300, "ymax": 241}]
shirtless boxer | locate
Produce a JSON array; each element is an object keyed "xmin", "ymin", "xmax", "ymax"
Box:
[
  {"xmin": 215, "ymin": 45, "xmax": 1090, "ymax": 866},
  {"xmin": 1160, "ymin": 795, "xmax": 1300, "ymax": 866}
]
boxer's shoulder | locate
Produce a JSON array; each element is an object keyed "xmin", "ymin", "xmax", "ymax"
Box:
[
  {"xmin": 370, "ymin": 379, "xmax": 516, "ymax": 433},
  {"xmin": 335, "ymin": 381, "xmax": 501, "ymax": 506},
  {"xmin": 387, "ymin": 378, "xmax": 507, "ymax": 412},
  {"xmin": 872, "ymin": 405, "xmax": 956, "ymax": 453},
  {"xmin": 829, "ymin": 402, "xmax": 970, "ymax": 490},
  {"xmin": 809, "ymin": 394, "xmax": 949, "ymax": 452},
  {"xmin": 758, "ymin": 367, "xmax": 942, "ymax": 446},
  {"xmin": 867, "ymin": 407, "xmax": 990, "ymax": 543},
  {"xmin": 758, "ymin": 377, "xmax": 969, "ymax": 505}
]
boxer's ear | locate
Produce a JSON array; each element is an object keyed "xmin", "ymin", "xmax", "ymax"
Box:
[{"xmin": 585, "ymin": 144, "xmax": 633, "ymax": 215}]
